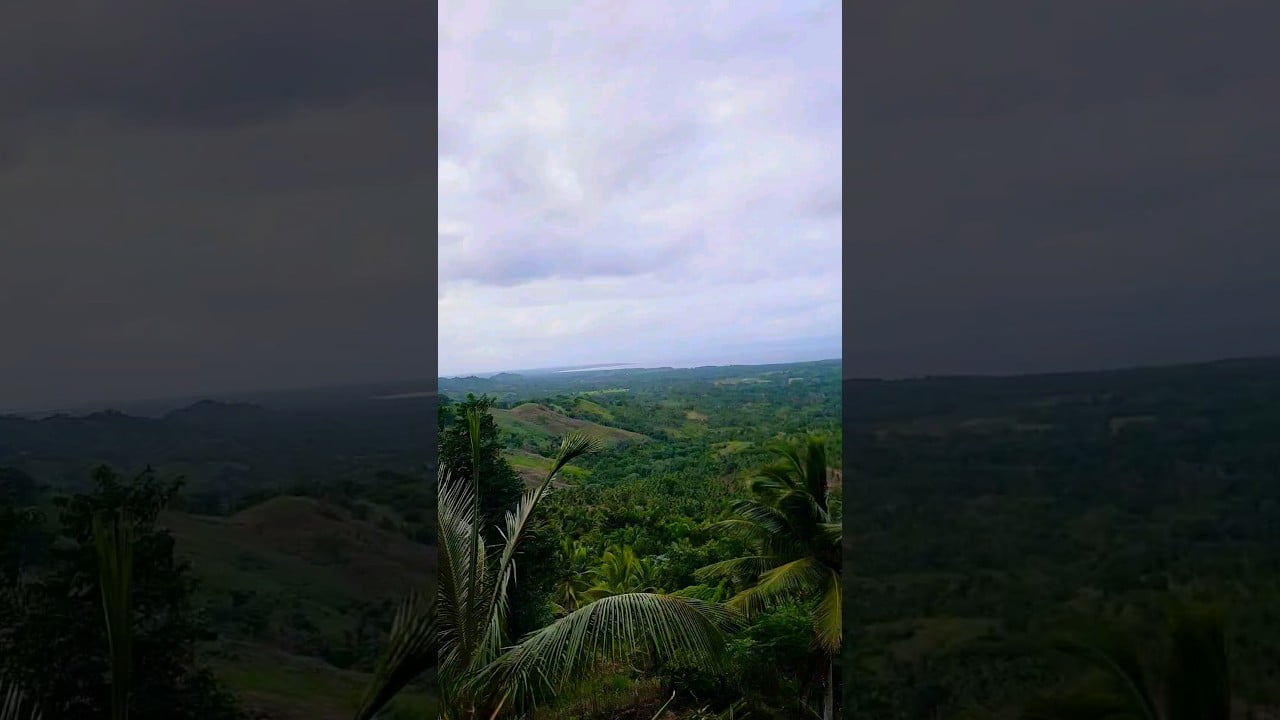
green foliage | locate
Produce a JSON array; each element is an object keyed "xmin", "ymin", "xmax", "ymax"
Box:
[
  {"xmin": 357, "ymin": 413, "xmax": 738, "ymax": 720},
  {"xmin": 0, "ymin": 468, "xmax": 47, "ymax": 585},
  {"xmin": 846, "ymin": 358, "xmax": 1280, "ymax": 713},
  {"xmin": 439, "ymin": 394, "xmax": 554, "ymax": 641},
  {"xmin": 1024, "ymin": 604, "xmax": 1231, "ymax": 720},
  {"xmin": 3, "ymin": 361, "xmax": 842, "ymax": 717},
  {"xmin": 696, "ymin": 435, "xmax": 842, "ymax": 719},
  {"xmin": 0, "ymin": 466, "xmax": 243, "ymax": 720}
]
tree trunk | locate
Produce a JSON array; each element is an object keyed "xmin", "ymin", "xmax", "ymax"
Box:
[{"xmin": 824, "ymin": 653, "xmax": 834, "ymax": 720}]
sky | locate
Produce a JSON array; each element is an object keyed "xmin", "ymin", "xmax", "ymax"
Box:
[
  {"xmin": 436, "ymin": 1, "xmax": 843, "ymax": 377},
  {"xmin": 6, "ymin": 2, "xmax": 1279, "ymax": 407},
  {"xmin": 847, "ymin": 0, "xmax": 1280, "ymax": 378},
  {"xmin": 0, "ymin": 1, "xmax": 432, "ymax": 411}
]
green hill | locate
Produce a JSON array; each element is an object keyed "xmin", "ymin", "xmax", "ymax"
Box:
[
  {"xmin": 162, "ymin": 496, "xmax": 436, "ymax": 719},
  {"xmin": 493, "ymin": 402, "xmax": 648, "ymax": 448}
]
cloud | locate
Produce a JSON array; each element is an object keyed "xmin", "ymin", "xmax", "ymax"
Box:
[
  {"xmin": 0, "ymin": 0, "xmax": 428, "ymax": 128},
  {"xmin": 437, "ymin": 0, "xmax": 842, "ymax": 375},
  {"xmin": 0, "ymin": 0, "xmax": 431, "ymax": 410},
  {"xmin": 846, "ymin": 0, "xmax": 1280, "ymax": 377}
]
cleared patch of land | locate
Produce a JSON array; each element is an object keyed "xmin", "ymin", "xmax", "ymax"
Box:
[
  {"xmin": 503, "ymin": 449, "xmax": 590, "ymax": 487},
  {"xmin": 714, "ymin": 440, "xmax": 753, "ymax": 456},
  {"xmin": 493, "ymin": 403, "xmax": 648, "ymax": 447}
]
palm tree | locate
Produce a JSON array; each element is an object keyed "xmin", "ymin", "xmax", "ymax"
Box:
[
  {"xmin": 550, "ymin": 539, "xmax": 594, "ymax": 616},
  {"xmin": 696, "ymin": 434, "xmax": 842, "ymax": 720},
  {"xmin": 355, "ymin": 409, "xmax": 740, "ymax": 719},
  {"xmin": 1023, "ymin": 604, "xmax": 1230, "ymax": 720},
  {"xmin": 588, "ymin": 545, "xmax": 663, "ymax": 598}
]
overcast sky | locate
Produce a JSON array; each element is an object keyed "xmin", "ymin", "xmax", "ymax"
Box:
[
  {"xmin": 6, "ymin": 2, "xmax": 1279, "ymax": 408},
  {"xmin": 437, "ymin": 1, "xmax": 843, "ymax": 377},
  {"xmin": 848, "ymin": 0, "xmax": 1280, "ymax": 378},
  {"xmin": 1, "ymin": 1, "xmax": 431, "ymax": 411}
]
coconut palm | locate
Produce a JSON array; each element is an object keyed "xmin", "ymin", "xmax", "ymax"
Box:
[
  {"xmin": 696, "ymin": 434, "xmax": 842, "ymax": 720},
  {"xmin": 587, "ymin": 545, "xmax": 663, "ymax": 598},
  {"xmin": 355, "ymin": 409, "xmax": 740, "ymax": 720},
  {"xmin": 550, "ymin": 539, "xmax": 593, "ymax": 616},
  {"xmin": 1023, "ymin": 604, "xmax": 1230, "ymax": 720}
]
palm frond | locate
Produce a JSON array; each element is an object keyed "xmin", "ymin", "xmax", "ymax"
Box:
[
  {"xmin": 728, "ymin": 556, "xmax": 827, "ymax": 618},
  {"xmin": 719, "ymin": 501, "xmax": 792, "ymax": 539},
  {"xmin": 802, "ymin": 435, "xmax": 828, "ymax": 507},
  {"xmin": 1043, "ymin": 631, "xmax": 1159, "ymax": 720},
  {"xmin": 92, "ymin": 509, "xmax": 134, "ymax": 720},
  {"xmin": 694, "ymin": 555, "xmax": 778, "ymax": 583},
  {"xmin": 478, "ymin": 592, "xmax": 741, "ymax": 711},
  {"xmin": 353, "ymin": 590, "xmax": 438, "ymax": 720},
  {"xmin": 542, "ymin": 432, "xmax": 601, "ymax": 490},
  {"xmin": 436, "ymin": 470, "xmax": 484, "ymax": 676},
  {"xmin": 480, "ymin": 483, "xmax": 553, "ymax": 665},
  {"xmin": 813, "ymin": 571, "xmax": 841, "ymax": 652},
  {"xmin": 0, "ymin": 681, "xmax": 42, "ymax": 720}
]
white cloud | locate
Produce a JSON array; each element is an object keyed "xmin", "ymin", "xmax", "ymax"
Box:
[{"xmin": 438, "ymin": 0, "xmax": 841, "ymax": 375}]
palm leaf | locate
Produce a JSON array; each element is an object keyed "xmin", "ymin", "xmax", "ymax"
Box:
[
  {"xmin": 478, "ymin": 592, "xmax": 741, "ymax": 711},
  {"xmin": 801, "ymin": 436, "xmax": 828, "ymax": 509},
  {"xmin": 694, "ymin": 555, "xmax": 778, "ymax": 584},
  {"xmin": 542, "ymin": 432, "xmax": 601, "ymax": 488},
  {"xmin": 353, "ymin": 590, "xmax": 438, "ymax": 720},
  {"xmin": 479, "ymin": 432, "xmax": 603, "ymax": 672},
  {"xmin": 813, "ymin": 571, "xmax": 841, "ymax": 652},
  {"xmin": 729, "ymin": 556, "xmax": 828, "ymax": 618},
  {"xmin": 357, "ymin": 421, "xmax": 603, "ymax": 719},
  {"xmin": 0, "ymin": 681, "xmax": 42, "ymax": 720},
  {"xmin": 92, "ymin": 509, "xmax": 134, "ymax": 720},
  {"xmin": 1038, "ymin": 629, "xmax": 1159, "ymax": 720}
]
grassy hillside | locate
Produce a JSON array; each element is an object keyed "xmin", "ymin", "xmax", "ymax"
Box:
[
  {"xmin": 162, "ymin": 496, "xmax": 436, "ymax": 719},
  {"xmin": 503, "ymin": 448, "xmax": 590, "ymax": 486},
  {"xmin": 493, "ymin": 402, "xmax": 648, "ymax": 448},
  {"xmin": 207, "ymin": 640, "xmax": 436, "ymax": 720},
  {"xmin": 165, "ymin": 496, "xmax": 432, "ymax": 604}
]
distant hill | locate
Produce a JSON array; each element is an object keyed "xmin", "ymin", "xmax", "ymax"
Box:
[
  {"xmin": 438, "ymin": 358, "xmax": 842, "ymax": 404},
  {"xmin": 843, "ymin": 355, "xmax": 1280, "ymax": 425},
  {"xmin": 7, "ymin": 378, "xmax": 438, "ymax": 418},
  {"xmin": 0, "ymin": 398, "xmax": 431, "ymax": 507},
  {"xmin": 494, "ymin": 402, "xmax": 648, "ymax": 447}
]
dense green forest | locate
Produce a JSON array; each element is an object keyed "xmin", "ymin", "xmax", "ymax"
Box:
[
  {"xmin": 423, "ymin": 360, "xmax": 844, "ymax": 718},
  {"xmin": 1, "ymin": 360, "xmax": 842, "ymax": 718},
  {"xmin": 846, "ymin": 357, "xmax": 1280, "ymax": 717},
  {"xmin": 12, "ymin": 355, "xmax": 1280, "ymax": 717}
]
